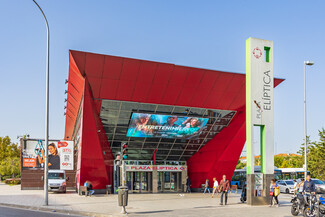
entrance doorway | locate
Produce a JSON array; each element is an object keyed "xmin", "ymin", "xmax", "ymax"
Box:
[
  {"xmin": 159, "ymin": 172, "xmax": 181, "ymax": 192},
  {"xmin": 127, "ymin": 172, "xmax": 152, "ymax": 193}
]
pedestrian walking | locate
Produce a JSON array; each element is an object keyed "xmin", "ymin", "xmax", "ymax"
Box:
[
  {"xmin": 219, "ymin": 175, "xmax": 230, "ymax": 205},
  {"xmin": 269, "ymin": 179, "xmax": 280, "ymax": 207},
  {"xmin": 293, "ymin": 180, "xmax": 298, "ymax": 195},
  {"xmin": 298, "ymin": 179, "xmax": 305, "ymax": 193},
  {"xmin": 203, "ymin": 179, "xmax": 210, "ymax": 194},
  {"xmin": 212, "ymin": 177, "xmax": 219, "ymax": 198},
  {"xmin": 186, "ymin": 176, "xmax": 191, "ymax": 193}
]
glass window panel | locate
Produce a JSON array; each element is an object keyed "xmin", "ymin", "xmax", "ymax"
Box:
[
  {"xmin": 156, "ymin": 150, "xmax": 169, "ymax": 155},
  {"xmin": 168, "ymin": 150, "xmax": 183, "ymax": 155},
  {"xmin": 157, "ymin": 143, "xmax": 173, "ymax": 150},
  {"xmin": 128, "ymin": 142, "xmax": 143, "ymax": 149},
  {"xmin": 104, "ymin": 127, "xmax": 115, "ymax": 134},
  {"xmin": 184, "ymin": 150, "xmax": 195, "ymax": 156},
  {"xmin": 102, "ymin": 100, "xmax": 121, "ymax": 110},
  {"xmin": 101, "ymin": 109, "xmax": 119, "ymax": 118},
  {"xmin": 119, "ymin": 111, "xmax": 132, "ymax": 119},
  {"xmin": 188, "ymin": 108, "xmax": 206, "ymax": 116},
  {"xmin": 121, "ymin": 102, "xmax": 138, "ymax": 111},
  {"xmin": 115, "ymin": 127, "xmax": 128, "ymax": 134},
  {"xmin": 143, "ymin": 143, "xmax": 158, "ymax": 149},
  {"xmin": 160, "ymin": 138, "xmax": 175, "ymax": 143},
  {"xmin": 172, "ymin": 106, "xmax": 188, "ymax": 115},
  {"xmin": 156, "ymin": 105, "xmax": 173, "ymax": 113},
  {"xmin": 106, "ymin": 134, "xmax": 114, "ymax": 140},
  {"xmin": 137, "ymin": 104, "xmax": 157, "ymax": 112},
  {"xmin": 166, "ymin": 156, "xmax": 180, "ymax": 161},
  {"xmin": 117, "ymin": 119, "xmax": 130, "ymax": 126},
  {"xmin": 113, "ymin": 134, "xmax": 127, "ymax": 141},
  {"xmin": 172, "ymin": 143, "xmax": 186, "ymax": 150}
]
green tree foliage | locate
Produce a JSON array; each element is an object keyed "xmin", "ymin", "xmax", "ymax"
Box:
[
  {"xmin": 236, "ymin": 160, "xmax": 246, "ymax": 169},
  {"xmin": 306, "ymin": 129, "xmax": 325, "ymax": 180},
  {"xmin": 0, "ymin": 136, "xmax": 20, "ymax": 179}
]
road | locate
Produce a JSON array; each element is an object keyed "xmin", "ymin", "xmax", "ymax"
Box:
[{"xmin": 0, "ymin": 206, "xmax": 83, "ymax": 217}]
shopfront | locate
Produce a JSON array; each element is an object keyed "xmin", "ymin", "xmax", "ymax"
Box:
[{"xmin": 117, "ymin": 161, "xmax": 187, "ymax": 193}]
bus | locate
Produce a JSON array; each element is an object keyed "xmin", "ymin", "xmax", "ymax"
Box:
[
  {"xmin": 281, "ymin": 168, "xmax": 310, "ymax": 180},
  {"xmin": 231, "ymin": 166, "xmax": 282, "ymax": 188}
]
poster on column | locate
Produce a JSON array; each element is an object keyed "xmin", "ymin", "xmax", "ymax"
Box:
[{"xmin": 21, "ymin": 139, "xmax": 74, "ymax": 170}]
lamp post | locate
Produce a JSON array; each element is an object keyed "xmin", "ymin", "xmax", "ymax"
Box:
[
  {"xmin": 304, "ymin": 60, "xmax": 314, "ymax": 179},
  {"xmin": 32, "ymin": 0, "xmax": 50, "ymax": 206}
]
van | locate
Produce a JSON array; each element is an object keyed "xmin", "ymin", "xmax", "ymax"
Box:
[{"xmin": 48, "ymin": 170, "xmax": 69, "ymax": 193}]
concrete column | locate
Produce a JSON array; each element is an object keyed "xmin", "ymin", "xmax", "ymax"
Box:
[
  {"xmin": 181, "ymin": 170, "xmax": 187, "ymax": 192},
  {"xmin": 152, "ymin": 168, "xmax": 158, "ymax": 193}
]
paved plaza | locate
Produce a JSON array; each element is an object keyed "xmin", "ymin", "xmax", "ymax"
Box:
[{"xmin": 0, "ymin": 183, "xmax": 295, "ymax": 217}]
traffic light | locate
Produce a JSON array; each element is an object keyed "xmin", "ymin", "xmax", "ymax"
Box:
[{"xmin": 121, "ymin": 143, "xmax": 128, "ymax": 160}]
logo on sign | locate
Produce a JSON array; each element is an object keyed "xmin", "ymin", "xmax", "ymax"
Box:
[
  {"xmin": 252, "ymin": 47, "xmax": 262, "ymax": 59},
  {"xmin": 58, "ymin": 141, "xmax": 68, "ymax": 148}
]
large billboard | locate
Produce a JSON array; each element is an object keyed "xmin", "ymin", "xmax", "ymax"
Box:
[
  {"xmin": 126, "ymin": 113, "xmax": 209, "ymax": 139},
  {"xmin": 21, "ymin": 140, "xmax": 74, "ymax": 170}
]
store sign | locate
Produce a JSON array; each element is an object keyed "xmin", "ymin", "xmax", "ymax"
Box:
[
  {"xmin": 22, "ymin": 139, "xmax": 74, "ymax": 170},
  {"xmin": 125, "ymin": 165, "xmax": 187, "ymax": 172}
]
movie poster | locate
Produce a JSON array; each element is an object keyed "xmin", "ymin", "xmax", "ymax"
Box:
[
  {"xmin": 21, "ymin": 140, "xmax": 74, "ymax": 170},
  {"xmin": 126, "ymin": 113, "xmax": 209, "ymax": 139}
]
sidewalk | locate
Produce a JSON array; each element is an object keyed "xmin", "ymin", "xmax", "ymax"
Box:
[{"xmin": 0, "ymin": 183, "xmax": 293, "ymax": 217}]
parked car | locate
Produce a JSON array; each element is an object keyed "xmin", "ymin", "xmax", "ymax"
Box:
[
  {"xmin": 276, "ymin": 180, "xmax": 295, "ymax": 194},
  {"xmin": 311, "ymin": 178, "xmax": 325, "ymax": 193},
  {"xmin": 48, "ymin": 170, "xmax": 69, "ymax": 193}
]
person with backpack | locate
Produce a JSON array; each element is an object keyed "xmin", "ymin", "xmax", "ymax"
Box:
[{"xmin": 219, "ymin": 175, "xmax": 230, "ymax": 205}]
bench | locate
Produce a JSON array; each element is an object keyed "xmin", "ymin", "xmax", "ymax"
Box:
[{"xmin": 79, "ymin": 186, "xmax": 89, "ymax": 196}]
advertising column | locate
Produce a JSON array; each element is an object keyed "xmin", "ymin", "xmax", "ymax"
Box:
[{"xmin": 246, "ymin": 37, "xmax": 274, "ymax": 205}]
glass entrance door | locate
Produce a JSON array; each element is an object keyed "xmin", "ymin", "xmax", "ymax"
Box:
[
  {"xmin": 132, "ymin": 172, "xmax": 152, "ymax": 193},
  {"xmin": 163, "ymin": 172, "xmax": 179, "ymax": 192}
]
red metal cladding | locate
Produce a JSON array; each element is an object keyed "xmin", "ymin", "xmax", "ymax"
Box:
[
  {"xmin": 77, "ymin": 80, "xmax": 112, "ymax": 189},
  {"xmin": 66, "ymin": 50, "xmax": 285, "ymax": 190}
]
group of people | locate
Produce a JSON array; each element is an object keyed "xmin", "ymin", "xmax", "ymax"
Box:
[
  {"xmin": 269, "ymin": 175, "xmax": 316, "ymax": 207},
  {"xmin": 84, "ymin": 180, "xmax": 94, "ymax": 196},
  {"xmin": 186, "ymin": 174, "xmax": 231, "ymax": 205}
]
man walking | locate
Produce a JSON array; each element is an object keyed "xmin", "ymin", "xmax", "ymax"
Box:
[
  {"xmin": 219, "ymin": 175, "xmax": 230, "ymax": 205},
  {"xmin": 186, "ymin": 176, "xmax": 191, "ymax": 193}
]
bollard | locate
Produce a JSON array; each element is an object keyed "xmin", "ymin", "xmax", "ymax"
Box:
[{"xmin": 118, "ymin": 186, "xmax": 128, "ymax": 214}]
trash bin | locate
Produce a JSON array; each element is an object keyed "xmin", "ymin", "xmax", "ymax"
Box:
[{"xmin": 118, "ymin": 186, "xmax": 128, "ymax": 207}]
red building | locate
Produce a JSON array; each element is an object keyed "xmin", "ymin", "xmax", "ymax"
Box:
[{"xmin": 64, "ymin": 50, "xmax": 283, "ymax": 193}]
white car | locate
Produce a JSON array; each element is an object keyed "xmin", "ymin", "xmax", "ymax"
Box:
[
  {"xmin": 276, "ymin": 180, "xmax": 295, "ymax": 194},
  {"xmin": 311, "ymin": 179, "xmax": 325, "ymax": 193}
]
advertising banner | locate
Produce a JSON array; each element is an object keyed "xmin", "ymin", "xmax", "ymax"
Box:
[
  {"xmin": 22, "ymin": 140, "xmax": 74, "ymax": 170},
  {"xmin": 126, "ymin": 113, "xmax": 209, "ymax": 139}
]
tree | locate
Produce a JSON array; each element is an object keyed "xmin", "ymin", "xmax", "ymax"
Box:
[
  {"xmin": 236, "ymin": 160, "xmax": 246, "ymax": 169},
  {"xmin": 306, "ymin": 129, "xmax": 325, "ymax": 180},
  {"xmin": 0, "ymin": 136, "xmax": 20, "ymax": 179}
]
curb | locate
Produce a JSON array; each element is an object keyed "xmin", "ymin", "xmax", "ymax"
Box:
[{"xmin": 0, "ymin": 203, "xmax": 117, "ymax": 217}]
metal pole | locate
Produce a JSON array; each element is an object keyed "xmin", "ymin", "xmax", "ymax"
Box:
[
  {"xmin": 121, "ymin": 159, "xmax": 126, "ymax": 187},
  {"xmin": 304, "ymin": 63, "xmax": 307, "ymax": 179},
  {"xmin": 32, "ymin": 0, "xmax": 50, "ymax": 206}
]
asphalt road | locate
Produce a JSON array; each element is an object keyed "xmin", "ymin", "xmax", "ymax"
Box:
[{"xmin": 0, "ymin": 206, "xmax": 83, "ymax": 217}]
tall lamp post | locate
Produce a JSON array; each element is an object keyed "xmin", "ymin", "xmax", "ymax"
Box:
[
  {"xmin": 304, "ymin": 60, "xmax": 314, "ymax": 179},
  {"xmin": 32, "ymin": 0, "xmax": 50, "ymax": 206}
]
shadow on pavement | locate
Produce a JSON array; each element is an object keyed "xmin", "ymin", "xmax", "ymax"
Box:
[{"xmin": 131, "ymin": 210, "xmax": 173, "ymax": 214}]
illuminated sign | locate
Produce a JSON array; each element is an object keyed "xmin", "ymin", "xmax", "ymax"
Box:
[{"xmin": 127, "ymin": 113, "xmax": 209, "ymax": 139}]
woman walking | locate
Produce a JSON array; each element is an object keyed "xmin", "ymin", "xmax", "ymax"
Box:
[
  {"xmin": 269, "ymin": 179, "xmax": 280, "ymax": 207},
  {"xmin": 211, "ymin": 177, "xmax": 219, "ymax": 198}
]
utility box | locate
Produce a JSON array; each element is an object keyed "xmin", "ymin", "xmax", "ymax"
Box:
[{"xmin": 118, "ymin": 186, "xmax": 128, "ymax": 206}]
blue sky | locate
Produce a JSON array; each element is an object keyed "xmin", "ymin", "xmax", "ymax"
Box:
[{"xmin": 1, "ymin": 0, "xmax": 324, "ymax": 155}]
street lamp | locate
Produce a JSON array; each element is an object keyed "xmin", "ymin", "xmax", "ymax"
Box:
[
  {"xmin": 32, "ymin": 0, "xmax": 50, "ymax": 206},
  {"xmin": 304, "ymin": 60, "xmax": 314, "ymax": 179}
]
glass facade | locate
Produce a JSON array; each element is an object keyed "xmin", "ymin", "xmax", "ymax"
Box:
[{"xmin": 100, "ymin": 100, "xmax": 236, "ymax": 161}]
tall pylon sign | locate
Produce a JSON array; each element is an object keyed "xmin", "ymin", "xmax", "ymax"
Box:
[{"xmin": 246, "ymin": 38, "xmax": 274, "ymax": 205}]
